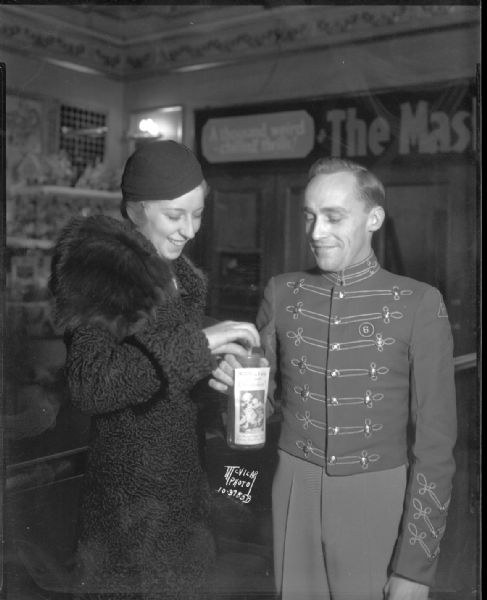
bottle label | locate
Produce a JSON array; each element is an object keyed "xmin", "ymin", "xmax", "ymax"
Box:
[{"xmin": 232, "ymin": 366, "xmax": 270, "ymax": 446}]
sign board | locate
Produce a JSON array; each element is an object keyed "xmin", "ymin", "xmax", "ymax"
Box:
[{"xmin": 202, "ymin": 110, "xmax": 315, "ymax": 163}]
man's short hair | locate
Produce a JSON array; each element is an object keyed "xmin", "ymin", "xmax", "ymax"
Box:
[{"xmin": 308, "ymin": 158, "xmax": 385, "ymax": 209}]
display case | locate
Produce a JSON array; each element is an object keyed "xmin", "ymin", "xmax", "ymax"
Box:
[
  {"xmin": 6, "ymin": 185, "xmax": 121, "ymax": 338},
  {"xmin": 5, "ymin": 185, "xmax": 121, "ymax": 467}
]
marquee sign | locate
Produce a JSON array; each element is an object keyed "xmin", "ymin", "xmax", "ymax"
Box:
[{"xmin": 196, "ymin": 80, "xmax": 476, "ymax": 165}]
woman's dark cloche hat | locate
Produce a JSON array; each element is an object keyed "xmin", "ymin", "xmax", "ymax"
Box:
[{"xmin": 121, "ymin": 140, "xmax": 204, "ymax": 203}]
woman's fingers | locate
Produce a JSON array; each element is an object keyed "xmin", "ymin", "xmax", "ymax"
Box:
[
  {"xmin": 232, "ymin": 322, "xmax": 260, "ymax": 348},
  {"xmin": 211, "ymin": 363, "xmax": 234, "ymax": 387},
  {"xmin": 207, "ymin": 353, "xmax": 268, "ymax": 394},
  {"xmin": 210, "ymin": 342, "xmax": 253, "ymax": 356},
  {"xmin": 208, "ymin": 354, "xmax": 242, "ymax": 392},
  {"xmin": 203, "ymin": 321, "xmax": 260, "ymax": 352},
  {"xmin": 208, "ymin": 378, "xmax": 229, "ymax": 393},
  {"xmin": 222, "ymin": 354, "xmax": 242, "ymax": 369},
  {"xmin": 220, "ymin": 323, "xmax": 259, "ymax": 349}
]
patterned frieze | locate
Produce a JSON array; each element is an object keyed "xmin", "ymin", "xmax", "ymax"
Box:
[{"xmin": 0, "ymin": 5, "xmax": 479, "ymax": 80}]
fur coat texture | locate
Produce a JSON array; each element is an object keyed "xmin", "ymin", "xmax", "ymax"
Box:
[{"xmin": 49, "ymin": 215, "xmax": 217, "ymax": 599}]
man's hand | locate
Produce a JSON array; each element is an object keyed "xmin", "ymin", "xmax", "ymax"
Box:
[{"xmin": 384, "ymin": 575, "xmax": 429, "ymax": 600}]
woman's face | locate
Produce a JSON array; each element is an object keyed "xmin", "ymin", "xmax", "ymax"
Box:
[{"xmin": 139, "ymin": 184, "xmax": 205, "ymax": 260}]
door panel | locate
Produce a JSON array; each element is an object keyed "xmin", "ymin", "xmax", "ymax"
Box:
[
  {"xmin": 374, "ymin": 184, "xmax": 448, "ymax": 291},
  {"xmin": 275, "ymin": 172, "xmax": 312, "ymax": 274},
  {"xmin": 194, "ymin": 174, "xmax": 274, "ymax": 321}
]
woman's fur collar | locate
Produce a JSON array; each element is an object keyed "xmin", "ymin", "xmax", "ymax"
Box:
[{"xmin": 49, "ymin": 215, "xmax": 201, "ymax": 340}]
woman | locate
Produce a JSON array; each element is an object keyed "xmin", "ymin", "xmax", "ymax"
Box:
[{"xmin": 49, "ymin": 140, "xmax": 260, "ymax": 599}]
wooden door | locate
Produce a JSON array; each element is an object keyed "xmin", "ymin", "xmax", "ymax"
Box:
[
  {"xmin": 373, "ymin": 183, "xmax": 448, "ymax": 291},
  {"xmin": 274, "ymin": 171, "xmax": 311, "ymax": 274},
  {"xmin": 190, "ymin": 170, "xmax": 309, "ymax": 321},
  {"xmin": 190, "ymin": 173, "xmax": 275, "ymax": 321},
  {"xmin": 374, "ymin": 163, "xmax": 477, "ymax": 357}
]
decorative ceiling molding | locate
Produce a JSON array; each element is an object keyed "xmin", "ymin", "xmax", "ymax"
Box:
[{"xmin": 0, "ymin": 5, "xmax": 479, "ymax": 80}]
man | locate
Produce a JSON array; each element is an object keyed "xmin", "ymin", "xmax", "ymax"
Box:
[{"xmin": 211, "ymin": 157, "xmax": 457, "ymax": 600}]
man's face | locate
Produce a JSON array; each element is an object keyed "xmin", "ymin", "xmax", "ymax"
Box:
[{"xmin": 303, "ymin": 171, "xmax": 381, "ymax": 272}]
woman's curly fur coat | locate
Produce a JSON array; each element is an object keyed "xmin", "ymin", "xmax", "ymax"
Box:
[{"xmin": 50, "ymin": 215, "xmax": 217, "ymax": 599}]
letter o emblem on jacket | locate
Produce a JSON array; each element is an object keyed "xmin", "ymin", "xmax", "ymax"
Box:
[{"xmin": 359, "ymin": 322, "xmax": 375, "ymax": 337}]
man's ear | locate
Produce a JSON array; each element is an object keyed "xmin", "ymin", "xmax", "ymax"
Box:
[{"xmin": 368, "ymin": 206, "xmax": 385, "ymax": 232}]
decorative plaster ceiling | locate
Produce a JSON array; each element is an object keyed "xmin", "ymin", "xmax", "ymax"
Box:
[
  {"xmin": 11, "ymin": 4, "xmax": 269, "ymax": 42},
  {"xmin": 0, "ymin": 4, "xmax": 479, "ymax": 80}
]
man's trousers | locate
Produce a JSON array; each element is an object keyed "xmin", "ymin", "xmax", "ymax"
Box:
[{"xmin": 272, "ymin": 450, "xmax": 407, "ymax": 600}]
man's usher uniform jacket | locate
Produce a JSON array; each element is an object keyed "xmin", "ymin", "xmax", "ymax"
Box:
[{"xmin": 257, "ymin": 253, "xmax": 457, "ymax": 586}]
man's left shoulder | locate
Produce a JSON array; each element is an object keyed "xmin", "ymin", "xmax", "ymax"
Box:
[
  {"xmin": 379, "ymin": 269, "xmax": 448, "ymax": 317},
  {"xmin": 378, "ymin": 267, "xmax": 434, "ymax": 292}
]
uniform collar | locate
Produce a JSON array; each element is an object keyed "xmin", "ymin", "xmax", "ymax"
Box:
[{"xmin": 320, "ymin": 252, "xmax": 380, "ymax": 286}]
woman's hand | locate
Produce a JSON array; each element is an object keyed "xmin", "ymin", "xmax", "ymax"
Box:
[
  {"xmin": 202, "ymin": 321, "xmax": 260, "ymax": 356},
  {"xmin": 208, "ymin": 353, "xmax": 269, "ymax": 393},
  {"xmin": 209, "ymin": 354, "xmax": 241, "ymax": 393}
]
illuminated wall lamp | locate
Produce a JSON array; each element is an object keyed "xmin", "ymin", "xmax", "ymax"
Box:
[{"xmin": 128, "ymin": 107, "xmax": 183, "ymax": 143}]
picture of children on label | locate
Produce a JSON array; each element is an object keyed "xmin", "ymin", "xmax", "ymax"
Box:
[{"xmin": 239, "ymin": 390, "xmax": 265, "ymax": 433}]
